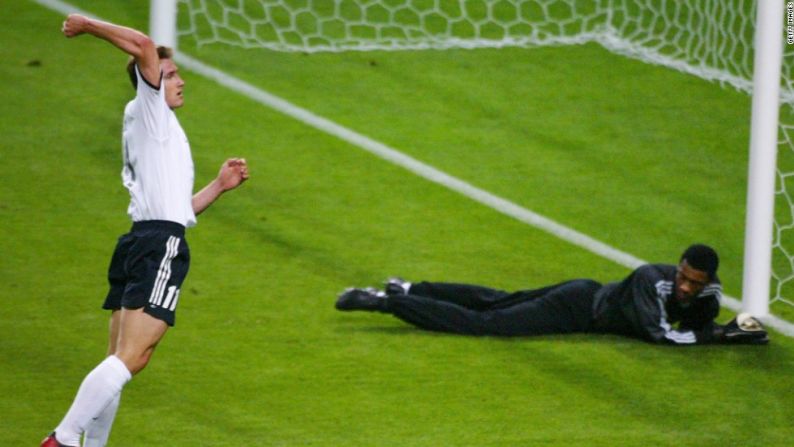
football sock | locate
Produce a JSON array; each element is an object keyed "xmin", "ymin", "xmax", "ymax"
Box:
[
  {"xmin": 82, "ymin": 391, "xmax": 121, "ymax": 447},
  {"xmin": 54, "ymin": 355, "xmax": 131, "ymax": 446}
]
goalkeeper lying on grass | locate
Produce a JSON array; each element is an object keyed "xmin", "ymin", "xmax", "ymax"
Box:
[{"xmin": 336, "ymin": 244, "xmax": 769, "ymax": 345}]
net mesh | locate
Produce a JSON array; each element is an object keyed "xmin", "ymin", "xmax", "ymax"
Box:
[{"xmin": 774, "ymin": 35, "xmax": 794, "ymax": 310}]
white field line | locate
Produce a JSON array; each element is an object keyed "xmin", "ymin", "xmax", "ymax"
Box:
[
  {"xmin": 32, "ymin": 0, "xmax": 794, "ymax": 338},
  {"xmin": 33, "ymin": 0, "xmax": 95, "ymax": 18}
]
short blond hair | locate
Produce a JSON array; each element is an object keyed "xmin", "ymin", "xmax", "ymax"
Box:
[{"xmin": 126, "ymin": 46, "xmax": 173, "ymax": 89}]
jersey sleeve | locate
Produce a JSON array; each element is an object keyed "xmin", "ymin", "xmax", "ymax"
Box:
[
  {"xmin": 133, "ymin": 64, "xmax": 169, "ymax": 140},
  {"xmin": 628, "ymin": 266, "xmax": 699, "ymax": 345}
]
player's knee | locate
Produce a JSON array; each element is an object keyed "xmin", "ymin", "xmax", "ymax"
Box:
[
  {"xmin": 135, "ymin": 348, "xmax": 159, "ymax": 374},
  {"xmin": 115, "ymin": 348, "xmax": 156, "ymax": 375}
]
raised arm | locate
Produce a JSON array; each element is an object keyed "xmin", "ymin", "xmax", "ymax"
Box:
[
  {"xmin": 193, "ymin": 158, "xmax": 250, "ymax": 216},
  {"xmin": 62, "ymin": 14, "xmax": 161, "ymax": 88}
]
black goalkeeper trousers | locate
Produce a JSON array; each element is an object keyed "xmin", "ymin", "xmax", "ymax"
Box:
[{"xmin": 385, "ymin": 279, "xmax": 602, "ymax": 336}]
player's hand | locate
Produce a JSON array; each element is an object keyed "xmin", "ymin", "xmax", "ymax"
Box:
[
  {"xmin": 217, "ymin": 158, "xmax": 249, "ymax": 192},
  {"xmin": 722, "ymin": 313, "xmax": 769, "ymax": 345},
  {"xmin": 62, "ymin": 14, "xmax": 90, "ymax": 38}
]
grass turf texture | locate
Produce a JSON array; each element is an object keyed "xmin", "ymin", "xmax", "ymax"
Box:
[{"xmin": 2, "ymin": 0, "xmax": 794, "ymax": 445}]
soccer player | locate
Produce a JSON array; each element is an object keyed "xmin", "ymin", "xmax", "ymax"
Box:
[
  {"xmin": 336, "ymin": 244, "xmax": 769, "ymax": 345},
  {"xmin": 41, "ymin": 14, "xmax": 250, "ymax": 447}
]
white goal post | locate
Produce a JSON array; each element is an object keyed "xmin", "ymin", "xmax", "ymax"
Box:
[
  {"xmin": 742, "ymin": 0, "xmax": 784, "ymax": 317},
  {"xmin": 150, "ymin": 0, "xmax": 179, "ymax": 49},
  {"xmin": 150, "ymin": 0, "xmax": 790, "ymax": 318}
]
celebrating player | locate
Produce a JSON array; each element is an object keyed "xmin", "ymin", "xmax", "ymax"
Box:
[
  {"xmin": 336, "ymin": 244, "xmax": 769, "ymax": 345},
  {"xmin": 41, "ymin": 14, "xmax": 250, "ymax": 447}
]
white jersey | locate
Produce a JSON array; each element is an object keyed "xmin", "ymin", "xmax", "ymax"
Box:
[{"xmin": 121, "ymin": 65, "xmax": 196, "ymax": 227}]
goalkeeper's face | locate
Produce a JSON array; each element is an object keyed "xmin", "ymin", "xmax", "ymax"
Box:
[{"xmin": 674, "ymin": 261, "xmax": 709, "ymax": 303}]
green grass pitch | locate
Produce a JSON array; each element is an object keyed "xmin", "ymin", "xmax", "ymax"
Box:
[{"xmin": 2, "ymin": 0, "xmax": 794, "ymax": 445}]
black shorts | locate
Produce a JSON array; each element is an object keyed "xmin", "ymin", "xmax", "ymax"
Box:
[{"xmin": 103, "ymin": 220, "xmax": 190, "ymax": 326}]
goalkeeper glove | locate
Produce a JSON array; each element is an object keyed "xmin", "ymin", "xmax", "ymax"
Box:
[{"xmin": 719, "ymin": 313, "xmax": 769, "ymax": 345}]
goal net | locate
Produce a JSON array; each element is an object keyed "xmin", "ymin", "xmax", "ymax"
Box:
[
  {"xmin": 177, "ymin": 0, "xmax": 764, "ymax": 84},
  {"xmin": 176, "ymin": 0, "xmax": 794, "ymax": 313},
  {"xmin": 775, "ymin": 40, "xmax": 794, "ymax": 310}
]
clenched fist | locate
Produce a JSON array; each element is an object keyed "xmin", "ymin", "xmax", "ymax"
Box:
[{"xmin": 62, "ymin": 14, "xmax": 90, "ymax": 38}]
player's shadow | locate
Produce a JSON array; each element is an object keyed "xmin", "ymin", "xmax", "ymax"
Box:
[
  {"xmin": 334, "ymin": 321, "xmax": 423, "ymax": 336},
  {"xmin": 334, "ymin": 320, "xmax": 633, "ymax": 342}
]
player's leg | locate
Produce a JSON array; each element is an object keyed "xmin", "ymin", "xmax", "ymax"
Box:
[
  {"xmin": 79, "ymin": 286, "xmax": 176, "ymax": 447},
  {"xmin": 386, "ymin": 293, "xmax": 494, "ymax": 334},
  {"xmin": 43, "ymin": 233, "xmax": 131, "ymax": 447},
  {"xmin": 394, "ymin": 280, "xmax": 589, "ymax": 311},
  {"xmin": 387, "ymin": 279, "xmax": 601, "ymax": 336},
  {"xmin": 82, "ymin": 311, "xmax": 122, "ymax": 447},
  {"xmin": 111, "ymin": 221, "xmax": 188, "ymax": 375},
  {"xmin": 339, "ymin": 277, "xmax": 512, "ymax": 312},
  {"xmin": 79, "ymin": 233, "xmax": 128, "ymax": 447},
  {"xmin": 81, "ymin": 393, "xmax": 120, "ymax": 447},
  {"xmin": 336, "ymin": 281, "xmax": 511, "ymax": 313},
  {"xmin": 402, "ymin": 281, "xmax": 511, "ymax": 310},
  {"xmin": 43, "ymin": 391, "xmax": 123, "ymax": 446},
  {"xmin": 483, "ymin": 279, "xmax": 602, "ymax": 335},
  {"xmin": 52, "ymin": 309, "xmax": 167, "ymax": 446},
  {"xmin": 50, "ymin": 354, "xmax": 132, "ymax": 446},
  {"xmin": 114, "ymin": 307, "xmax": 169, "ymax": 374},
  {"xmin": 46, "ymin": 222, "xmax": 188, "ymax": 446},
  {"xmin": 106, "ymin": 311, "xmax": 121, "ymax": 355}
]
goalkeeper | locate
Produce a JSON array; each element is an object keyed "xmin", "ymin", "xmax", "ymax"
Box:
[{"xmin": 336, "ymin": 244, "xmax": 768, "ymax": 345}]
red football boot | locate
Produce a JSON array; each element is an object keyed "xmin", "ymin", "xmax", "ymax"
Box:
[{"xmin": 40, "ymin": 433, "xmax": 77, "ymax": 447}]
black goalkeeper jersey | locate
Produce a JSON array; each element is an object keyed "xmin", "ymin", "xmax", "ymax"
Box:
[{"xmin": 591, "ymin": 264, "xmax": 722, "ymax": 345}]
